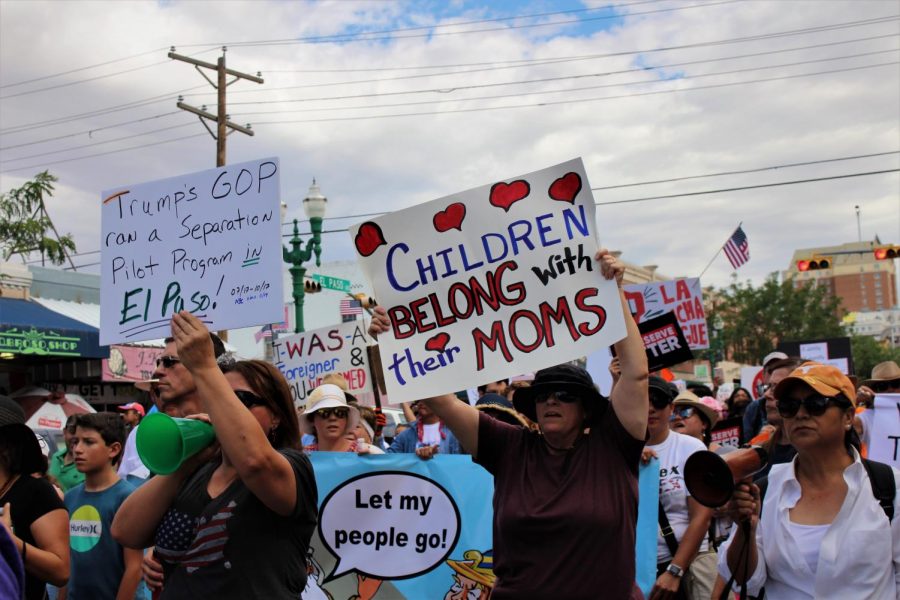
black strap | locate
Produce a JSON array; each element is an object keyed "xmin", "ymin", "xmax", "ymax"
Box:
[
  {"xmin": 862, "ymin": 458, "xmax": 896, "ymax": 522},
  {"xmin": 658, "ymin": 500, "xmax": 680, "ymax": 558}
]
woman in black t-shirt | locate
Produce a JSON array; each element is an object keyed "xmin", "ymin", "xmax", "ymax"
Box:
[
  {"xmin": 112, "ymin": 313, "xmax": 318, "ymax": 599},
  {"xmin": 0, "ymin": 396, "xmax": 70, "ymax": 600}
]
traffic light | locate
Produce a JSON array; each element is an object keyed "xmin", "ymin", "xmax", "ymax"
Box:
[
  {"xmin": 874, "ymin": 245, "xmax": 900, "ymax": 260},
  {"xmin": 354, "ymin": 293, "xmax": 377, "ymax": 308},
  {"xmin": 304, "ymin": 280, "xmax": 322, "ymax": 293},
  {"xmin": 796, "ymin": 256, "xmax": 831, "ymax": 271}
]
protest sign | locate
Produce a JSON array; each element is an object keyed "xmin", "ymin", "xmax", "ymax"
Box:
[
  {"xmin": 272, "ymin": 320, "xmax": 374, "ymax": 408},
  {"xmin": 741, "ymin": 366, "xmax": 764, "ymax": 398},
  {"xmin": 637, "ymin": 312, "xmax": 693, "ymax": 372},
  {"xmin": 624, "ymin": 278, "xmax": 709, "ymax": 349},
  {"xmin": 349, "ymin": 158, "xmax": 626, "ymax": 403},
  {"xmin": 777, "ymin": 336, "xmax": 853, "ymax": 374},
  {"xmin": 711, "ymin": 417, "xmax": 743, "ymax": 449},
  {"xmin": 306, "ymin": 453, "xmax": 659, "ymax": 599},
  {"xmin": 866, "ymin": 394, "xmax": 900, "ymax": 467},
  {"xmin": 99, "ymin": 158, "xmax": 283, "ymax": 344}
]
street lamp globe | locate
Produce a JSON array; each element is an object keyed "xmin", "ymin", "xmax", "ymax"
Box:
[{"xmin": 303, "ymin": 179, "xmax": 327, "ymax": 219}]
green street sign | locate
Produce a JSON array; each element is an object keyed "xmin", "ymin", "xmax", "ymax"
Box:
[{"xmin": 310, "ymin": 274, "xmax": 352, "ymax": 293}]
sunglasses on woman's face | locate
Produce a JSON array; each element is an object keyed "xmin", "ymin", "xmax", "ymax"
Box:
[
  {"xmin": 234, "ymin": 390, "xmax": 265, "ymax": 409},
  {"xmin": 535, "ymin": 391, "xmax": 581, "ymax": 404},
  {"xmin": 316, "ymin": 407, "xmax": 349, "ymax": 420},
  {"xmin": 776, "ymin": 393, "xmax": 848, "ymax": 419},
  {"xmin": 649, "ymin": 393, "xmax": 671, "ymax": 410},
  {"xmin": 672, "ymin": 406, "xmax": 696, "ymax": 420}
]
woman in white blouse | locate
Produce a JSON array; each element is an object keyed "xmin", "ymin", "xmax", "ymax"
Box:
[{"xmin": 720, "ymin": 362, "xmax": 900, "ymax": 600}]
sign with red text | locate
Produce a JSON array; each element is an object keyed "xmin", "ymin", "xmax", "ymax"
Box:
[
  {"xmin": 102, "ymin": 345, "xmax": 164, "ymax": 382},
  {"xmin": 638, "ymin": 312, "xmax": 693, "ymax": 372},
  {"xmin": 272, "ymin": 320, "xmax": 374, "ymax": 408},
  {"xmin": 711, "ymin": 417, "xmax": 742, "ymax": 448},
  {"xmin": 624, "ymin": 278, "xmax": 709, "ymax": 350},
  {"xmin": 99, "ymin": 158, "xmax": 284, "ymax": 344},
  {"xmin": 350, "ymin": 158, "xmax": 626, "ymax": 403}
]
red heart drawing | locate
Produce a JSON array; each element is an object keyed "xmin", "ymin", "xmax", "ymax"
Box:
[
  {"xmin": 489, "ymin": 180, "xmax": 530, "ymax": 212},
  {"xmin": 425, "ymin": 332, "xmax": 450, "ymax": 353},
  {"xmin": 548, "ymin": 172, "xmax": 582, "ymax": 204},
  {"xmin": 354, "ymin": 222, "xmax": 386, "ymax": 257},
  {"xmin": 433, "ymin": 202, "xmax": 466, "ymax": 232}
]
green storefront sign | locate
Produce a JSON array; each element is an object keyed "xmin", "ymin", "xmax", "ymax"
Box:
[{"xmin": 0, "ymin": 327, "xmax": 83, "ymax": 357}]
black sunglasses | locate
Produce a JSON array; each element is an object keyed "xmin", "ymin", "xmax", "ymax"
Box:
[
  {"xmin": 234, "ymin": 390, "xmax": 265, "ymax": 409},
  {"xmin": 156, "ymin": 355, "xmax": 181, "ymax": 369},
  {"xmin": 673, "ymin": 406, "xmax": 697, "ymax": 419},
  {"xmin": 650, "ymin": 392, "xmax": 672, "ymax": 410},
  {"xmin": 535, "ymin": 391, "xmax": 581, "ymax": 404},
  {"xmin": 316, "ymin": 407, "xmax": 349, "ymax": 420},
  {"xmin": 777, "ymin": 393, "xmax": 849, "ymax": 419},
  {"xmin": 871, "ymin": 380, "xmax": 900, "ymax": 393}
]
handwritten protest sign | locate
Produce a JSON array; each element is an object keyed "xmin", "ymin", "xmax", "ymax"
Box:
[
  {"xmin": 624, "ymin": 278, "xmax": 709, "ymax": 349},
  {"xmin": 99, "ymin": 158, "xmax": 283, "ymax": 344},
  {"xmin": 866, "ymin": 394, "xmax": 900, "ymax": 467},
  {"xmin": 272, "ymin": 320, "xmax": 374, "ymax": 408},
  {"xmin": 637, "ymin": 312, "xmax": 693, "ymax": 372},
  {"xmin": 350, "ymin": 158, "xmax": 626, "ymax": 403}
]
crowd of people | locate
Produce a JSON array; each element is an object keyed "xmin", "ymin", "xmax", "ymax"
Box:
[{"xmin": 1, "ymin": 248, "xmax": 899, "ymax": 600}]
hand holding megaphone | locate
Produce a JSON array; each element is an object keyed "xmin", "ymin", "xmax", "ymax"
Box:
[{"xmin": 726, "ymin": 481, "xmax": 762, "ymax": 528}]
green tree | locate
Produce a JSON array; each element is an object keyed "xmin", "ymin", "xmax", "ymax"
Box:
[
  {"xmin": 0, "ymin": 171, "xmax": 76, "ymax": 265},
  {"xmin": 705, "ymin": 273, "xmax": 845, "ymax": 365},
  {"xmin": 850, "ymin": 335, "xmax": 900, "ymax": 380}
]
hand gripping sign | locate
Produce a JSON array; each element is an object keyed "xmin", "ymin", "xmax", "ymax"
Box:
[
  {"xmin": 350, "ymin": 158, "xmax": 627, "ymax": 403},
  {"xmin": 319, "ymin": 471, "xmax": 461, "ymax": 582}
]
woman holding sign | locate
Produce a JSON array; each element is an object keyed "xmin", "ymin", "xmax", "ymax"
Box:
[
  {"xmin": 370, "ymin": 249, "xmax": 649, "ymax": 599},
  {"xmin": 112, "ymin": 312, "xmax": 318, "ymax": 600}
]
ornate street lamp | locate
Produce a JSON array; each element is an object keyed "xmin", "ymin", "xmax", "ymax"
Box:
[{"xmin": 283, "ymin": 180, "xmax": 327, "ymax": 333}]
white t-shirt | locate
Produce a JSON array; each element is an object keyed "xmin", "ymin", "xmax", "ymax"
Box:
[
  {"xmin": 117, "ymin": 425, "xmax": 150, "ymax": 480},
  {"xmin": 419, "ymin": 422, "xmax": 442, "ymax": 447},
  {"xmin": 648, "ymin": 430, "xmax": 708, "ymax": 562}
]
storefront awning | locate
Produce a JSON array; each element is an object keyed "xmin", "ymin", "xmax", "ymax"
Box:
[{"xmin": 0, "ymin": 298, "xmax": 105, "ymax": 358}]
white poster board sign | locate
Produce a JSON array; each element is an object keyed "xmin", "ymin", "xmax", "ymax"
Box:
[
  {"xmin": 272, "ymin": 320, "xmax": 374, "ymax": 408},
  {"xmin": 867, "ymin": 394, "xmax": 900, "ymax": 467},
  {"xmin": 100, "ymin": 158, "xmax": 283, "ymax": 344},
  {"xmin": 350, "ymin": 158, "xmax": 626, "ymax": 403},
  {"xmin": 741, "ymin": 366, "xmax": 764, "ymax": 398},
  {"xmin": 623, "ymin": 278, "xmax": 709, "ymax": 349}
]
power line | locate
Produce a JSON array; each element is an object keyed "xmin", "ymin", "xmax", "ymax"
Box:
[
  {"xmin": 0, "ymin": 111, "xmax": 182, "ymax": 152},
  {"xmin": 2, "ymin": 16, "xmax": 894, "ymax": 136},
  {"xmin": 0, "ymin": 60, "xmax": 171, "ymax": 101},
  {"xmin": 0, "ymin": 47, "xmax": 167, "ymax": 89},
  {"xmin": 595, "ymin": 169, "xmax": 900, "ymax": 205}
]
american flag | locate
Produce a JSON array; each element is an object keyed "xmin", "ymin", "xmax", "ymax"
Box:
[
  {"xmin": 181, "ymin": 501, "xmax": 236, "ymax": 572},
  {"xmin": 340, "ymin": 298, "xmax": 363, "ymax": 316},
  {"xmin": 254, "ymin": 324, "xmax": 274, "ymax": 343},
  {"xmin": 723, "ymin": 225, "xmax": 750, "ymax": 269}
]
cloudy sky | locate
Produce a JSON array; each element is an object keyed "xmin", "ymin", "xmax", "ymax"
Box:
[{"xmin": 1, "ymin": 0, "xmax": 898, "ymax": 291}]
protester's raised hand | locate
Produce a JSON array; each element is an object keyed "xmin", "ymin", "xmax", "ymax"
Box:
[
  {"xmin": 857, "ymin": 385, "xmax": 876, "ymax": 408},
  {"xmin": 368, "ymin": 306, "xmax": 391, "ymax": 339},
  {"xmin": 608, "ymin": 356, "xmax": 622, "ymax": 383},
  {"xmin": 595, "ymin": 248, "xmax": 624, "ymax": 285},
  {"xmin": 725, "ymin": 482, "xmax": 760, "ymax": 527},
  {"xmin": 170, "ymin": 311, "xmax": 216, "ymax": 372}
]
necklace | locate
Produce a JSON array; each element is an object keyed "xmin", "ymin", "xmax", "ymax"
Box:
[{"xmin": 0, "ymin": 473, "xmax": 21, "ymax": 499}]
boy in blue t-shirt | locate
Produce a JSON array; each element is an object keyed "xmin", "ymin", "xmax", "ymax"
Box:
[{"xmin": 61, "ymin": 413, "xmax": 142, "ymax": 600}]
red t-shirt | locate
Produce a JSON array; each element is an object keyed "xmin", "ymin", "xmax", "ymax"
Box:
[{"xmin": 475, "ymin": 408, "xmax": 644, "ymax": 600}]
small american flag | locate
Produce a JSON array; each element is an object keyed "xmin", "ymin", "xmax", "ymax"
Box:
[
  {"xmin": 254, "ymin": 324, "xmax": 274, "ymax": 343},
  {"xmin": 340, "ymin": 298, "xmax": 363, "ymax": 316},
  {"xmin": 723, "ymin": 225, "xmax": 750, "ymax": 269}
]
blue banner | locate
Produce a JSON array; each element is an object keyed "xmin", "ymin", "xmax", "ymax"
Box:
[{"xmin": 305, "ymin": 453, "xmax": 658, "ymax": 599}]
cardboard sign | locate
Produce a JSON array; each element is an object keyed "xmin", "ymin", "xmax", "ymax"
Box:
[
  {"xmin": 272, "ymin": 321, "xmax": 374, "ymax": 408},
  {"xmin": 350, "ymin": 158, "xmax": 626, "ymax": 403},
  {"xmin": 100, "ymin": 158, "xmax": 284, "ymax": 344},
  {"xmin": 638, "ymin": 312, "xmax": 693, "ymax": 372},
  {"xmin": 102, "ymin": 345, "xmax": 164, "ymax": 382},
  {"xmin": 711, "ymin": 417, "xmax": 742, "ymax": 449},
  {"xmin": 866, "ymin": 394, "xmax": 900, "ymax": 467},
  {"xmin": 624, "ymin": 278, "xmax": 708, "ymax": 349}
]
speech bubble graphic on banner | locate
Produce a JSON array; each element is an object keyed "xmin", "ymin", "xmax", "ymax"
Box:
[{"xmin": 319, "ymin": 471, "xmax": 461, "ymax": 582}]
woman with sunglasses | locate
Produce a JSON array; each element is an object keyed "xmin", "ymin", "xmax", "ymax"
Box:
[
  {"xmin": 368, "ymin": 249, "xmax": 649, "ymax": 599},
  {"xmin": 112, "ymin": 311, "xmax": 318, "ymax": 599},
  {"xmin": 300, "ymin": 384, "xmax": 361, "ymax": 452},
  {"xmin": 720, "ymin": 363, "xmax": 900, "ymax": 599},
  {"xmin": 670, "ymin": 391, "xmax": 722, "ymax": 451}
]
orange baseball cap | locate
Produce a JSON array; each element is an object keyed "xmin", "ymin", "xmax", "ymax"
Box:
[{"xmin": 774, "ymin": 363, "xmax": 856, "ymax": 407}]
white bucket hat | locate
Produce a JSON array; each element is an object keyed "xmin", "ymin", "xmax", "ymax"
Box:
[{"xmin": 300, "ymin": 384, "xmax": 360, "ymax": 436}]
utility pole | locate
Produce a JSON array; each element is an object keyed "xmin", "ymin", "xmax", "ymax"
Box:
[{"xmin": 169, "ymin": 47, "xmax": 264, "ymax": 341}]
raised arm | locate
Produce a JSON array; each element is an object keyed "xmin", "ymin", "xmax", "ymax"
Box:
[
  {"xmin": 170, "ymin": 311, "xmax": 299, "ymax": 517},
  {"xmin": 598, "ymin": 250, "xmax": 649, "ymax": 440}
]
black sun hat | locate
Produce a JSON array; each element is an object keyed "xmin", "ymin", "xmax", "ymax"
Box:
[{"xmin": 512, "ymin": 363, "xmax": 605, "ymax": 422}]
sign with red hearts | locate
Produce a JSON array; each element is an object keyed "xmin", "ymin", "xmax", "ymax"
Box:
[{"xmin": 349, "ymin": 158, "xmax": 627, "ymax": 403}]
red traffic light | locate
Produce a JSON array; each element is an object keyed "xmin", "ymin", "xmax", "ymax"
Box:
[
  {"xmin": 874, "ymin": 246, "xmax": 898, "ymax": 260},
  {"xmin": 797, "ymin": 260, "xmax": 810, "ymax": 272}
]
